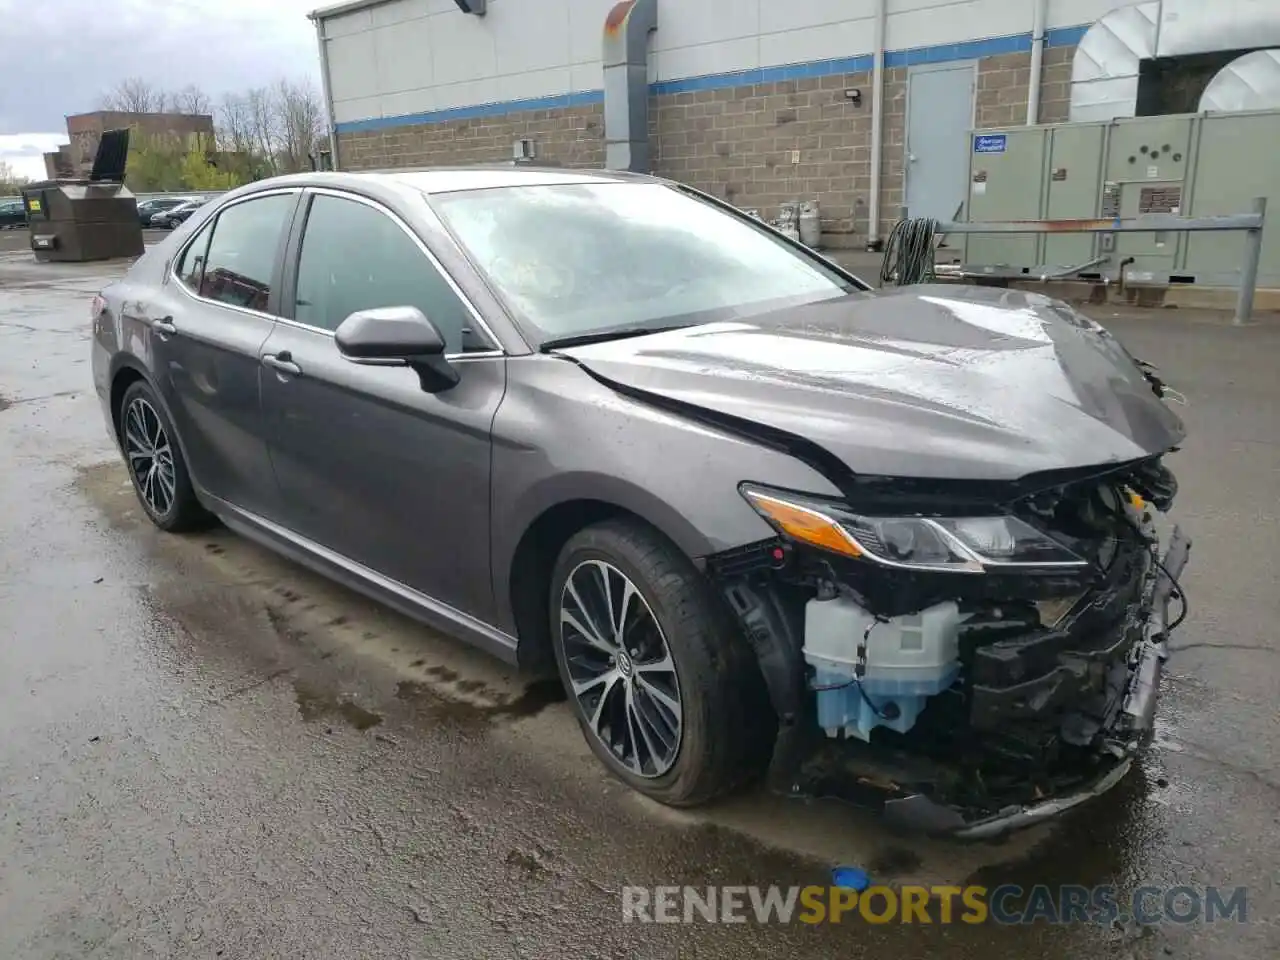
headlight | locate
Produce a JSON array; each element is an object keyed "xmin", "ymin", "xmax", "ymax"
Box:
[{"xmin": 740, "ymin": 486, "xmax": 1088, "ymax": 573}]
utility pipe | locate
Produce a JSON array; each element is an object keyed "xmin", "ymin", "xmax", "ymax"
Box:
[
  {"xmin": 1026, "ymin": 0, "xmax": 1048, "ymax": 124},
  {"xmin": 310, "ymin": 12, "xmax": 342, "ymax": 170},
  {"xmin": 866, "ymin": 0, "xmax": 887, "ymax": 248}
]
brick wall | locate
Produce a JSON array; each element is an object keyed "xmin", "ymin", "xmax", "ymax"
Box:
[
  {"xmin": 338, "ymin": 104, "xmax": 604, "ymax": 171},
  {"xmin": 650, "ymin": 72, "xmax": 886, "ymax": 244},
  {"xmin": 976, "ymin": 45, "xmax": 1076, "ymax": 128},
  {"xmin": 336, "ymin": 44, "xmax": 1077, "ymax": 247}
]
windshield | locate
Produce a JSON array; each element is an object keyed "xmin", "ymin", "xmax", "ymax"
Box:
[{"xmin": 431, "ymin": 182, "xmax": 855, "ymax": 345}]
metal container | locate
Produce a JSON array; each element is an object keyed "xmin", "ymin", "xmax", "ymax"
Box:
[
  {"xmin": 22, "ymin": 128, "xmax": 143, "ymax": 263},
  {"xmin": 775, "ymin": 202, "xmax": 801, "ymax": 242},
  {"xmin": 799, "ymin": 200, "xmax": 822, "ymax": 248}
]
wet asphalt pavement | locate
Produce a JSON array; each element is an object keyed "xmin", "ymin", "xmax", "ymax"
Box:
[{"xmin": 0, "ymin": 243, "xmax": 1277, "ymax": 959}]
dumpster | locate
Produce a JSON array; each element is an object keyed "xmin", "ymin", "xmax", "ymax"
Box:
[{"xmin": 22, "ymin": 128, "xmax": 145, "ymax": 263}]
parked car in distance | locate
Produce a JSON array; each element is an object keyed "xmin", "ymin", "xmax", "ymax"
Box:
[
  {"xmin": 136, "ymin": 197, "xmax": 192, "ymax": 226},
  {"xmin": 0, "ymin": 196, "xmax": 28, "ymax": 229},
  {"xmin": 151, "ymin": 198, "xmax": 208, "ymax": 229},
  {"xmin": 91, "ymin": 168, "xmax": 1191, "ymax": 839}
]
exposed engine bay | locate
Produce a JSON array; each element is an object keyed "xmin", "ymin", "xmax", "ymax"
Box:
[{"xmin": 709, "ymin": 455, "xmax": 1190, "ymax": 838}]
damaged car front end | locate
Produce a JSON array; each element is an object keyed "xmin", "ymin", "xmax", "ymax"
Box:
[
  {"xmin": 557, "ymin": 279, "xmax": 1192, "ymax": 839},
  {"xmin": 710, "ymin": 455, "xmax": 1189, "ymax": 838}
]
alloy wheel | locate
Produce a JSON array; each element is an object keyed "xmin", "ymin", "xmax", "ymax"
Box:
[
  {"xmin": 123, "ymin": 397, "xmax": 176, "ymax": 517},
  {"xmin": 559, "ymin": 560, "xmax": 683, "ymax": 778}
]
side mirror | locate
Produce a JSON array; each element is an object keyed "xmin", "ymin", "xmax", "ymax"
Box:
[{"xmin": 335, "ymin": 306, "xmax": 459, "ymax": 392}]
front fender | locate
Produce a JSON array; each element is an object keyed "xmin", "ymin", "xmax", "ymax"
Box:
[{"xmin": 489, "ymin": 356, "xmax": 842, "ymax": 635}]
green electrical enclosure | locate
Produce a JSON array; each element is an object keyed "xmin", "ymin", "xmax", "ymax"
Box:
[{"xmin": 959, "ymin": 109, "xmax": 1280, "ymax": 289}]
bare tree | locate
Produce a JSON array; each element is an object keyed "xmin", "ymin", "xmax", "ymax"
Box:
[
  {"xmin": 246, "ymin": 87, "xmax": 280, "ymax": 177},
  {"xmin": 171, "ymin": 84, "xmax": 212, "ymax": 117},
  {"xmin": 216, "ymin": 92, "xmax": 255, "ymax": 154},
  {"xmin": 95, "ymin": 73, "xmax": 328, "ymax": 183},
  {"xmin": 273, "ymin": 80, "xmax": 325, "ymax": 174},
  {"xmin": 101, "ymin": 77, "xmax": 167, "ymax": 113},
  {"xmin": 0, "ymin": 160, "xmax": 27, "ymax": 193}
]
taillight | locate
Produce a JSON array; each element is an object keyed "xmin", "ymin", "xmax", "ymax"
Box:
[{"xmin": 90, "ymin": 294, "xmax": 106, "ymax": 320}]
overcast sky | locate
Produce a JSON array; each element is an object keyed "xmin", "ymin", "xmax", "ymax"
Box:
[{"xmin": 0, "ymin": 0, "xmax": 323, "ymax": 178}]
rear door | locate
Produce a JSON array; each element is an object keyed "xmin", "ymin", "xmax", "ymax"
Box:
[
  {"xmin": 257, "ymin": 188, "xmax": 506, "ymax": 622},
  {"xmin": 151, "ymin": 190, "xmax": 301, "ymax": 520}
]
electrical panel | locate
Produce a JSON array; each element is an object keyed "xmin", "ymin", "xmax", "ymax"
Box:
[
  {"xmin": 1103, "ymin": 117, "xmax": 1193, "ymax": 278},
  {"xmin": 1043, "ymin": 123, "xmax": 1106, "ymax": 271},
  {"xmin": 1183, "ymin": 111, "xmax": 1280, "ymax": 287},
  {"xmin": 964, "ymin": 128, "xmax": 1044, "ymax": 270}
]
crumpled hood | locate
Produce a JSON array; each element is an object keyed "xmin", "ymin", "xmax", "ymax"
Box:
[{"xmin": 557, "ymin": 285, "xmax": 1186, "ymax": 481}]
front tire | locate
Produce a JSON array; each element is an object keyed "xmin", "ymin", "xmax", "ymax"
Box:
[
  {"xmin": 118, "ymin": 380, "xmax": 207, "ymax": 532},
  {"xmin": 549, "ymin": 518, "xmax": 771, "ymax": 807}
]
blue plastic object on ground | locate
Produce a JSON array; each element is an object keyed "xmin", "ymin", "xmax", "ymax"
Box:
[{"xmin": 831, "ymin": 866, "xmax": 871, "ymax": 891}]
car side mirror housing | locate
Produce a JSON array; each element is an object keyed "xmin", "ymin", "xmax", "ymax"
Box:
[{"xmin": 335, "ymin": 306, "xmax": 459, "ymax": 392}]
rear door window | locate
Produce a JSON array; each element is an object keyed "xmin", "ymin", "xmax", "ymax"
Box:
[
  {"xmin": 197, "ymin": 194, "xmax": 295, "ymax": 314},
  {"xmin": 175, "ymin": 221, "xmax": 213, "ymax": 292}
]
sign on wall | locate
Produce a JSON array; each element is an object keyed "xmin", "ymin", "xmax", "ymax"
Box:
[{"xmin": 973, "ymin": 134, "xmax": 1007, "ymax": 154}]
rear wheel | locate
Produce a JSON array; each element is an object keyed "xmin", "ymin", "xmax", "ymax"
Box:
[
  {"xmin": 549, "ymin": 518, "xmax": 771, "ymax": 806},
  {"xmin": 118, "ymin": 380, "xmax": 207, "ymax": 532}
]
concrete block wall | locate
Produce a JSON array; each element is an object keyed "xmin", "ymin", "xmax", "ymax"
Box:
[
  {"xmin": 338, "ymin": 40, "xmax": 1078, "ymax": 246},
  {"xmin": 648, "ymin": 70, "xmax": 887, "ymax": 243},
  {"xmin": 975, "ymin": 45, "xmax": 1075, "ymax": 128},
  {"xmin": 339, "ymin": 104, "xmax": 605, "ymax": 170}
]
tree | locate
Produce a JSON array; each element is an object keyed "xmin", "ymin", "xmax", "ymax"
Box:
[
  {"xmin": 180, "ymin": 147, "xmax": 242, "ymax": 191},
  {"xmin": 273, "ymin": 79, "xmax": 325, "ymax": 175},
  {"xmin": 246, "ymin": 87, "xmax": 280, "ymax": 177},
  {"xmin": 171, "ymin": 85, "xmax": 212, "ymax": 117},
  {"xmin": 0, "ymin": 160, "xmax": 28, "ymax": 195},
  {"xmin": 216, "ymin": 92, "xmax": 255, "ymax": 155},
  {"xmin": 102, "ymin": 77, "xmax": 167, "ymax": 113},
  {"xmin": 97, "ymin": 75, "xmax": 325, "ymax": 189}
]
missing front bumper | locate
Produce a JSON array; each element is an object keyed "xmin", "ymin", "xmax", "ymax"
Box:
[{"xmin": 882, "ymin": 523, "xmax": 1190, "ymax": 839}]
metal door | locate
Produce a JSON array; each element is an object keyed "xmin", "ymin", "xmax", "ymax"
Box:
[
  {"xmin": 257, "ymin": 323, "xmax": 505, "ymax": 624},
  {"xmin": 147, "ymin": 190, "xmax": 300, "ymax": 522},
  {"xmin": 905, "ymin": 61, "xmax": 977, "ymax": 221},
  {"xmin": 257, "ymin": 190, "xmax": 507, "ymax": 624}
]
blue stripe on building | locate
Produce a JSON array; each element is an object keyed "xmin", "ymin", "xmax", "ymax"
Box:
[{"xmin": 335, "ymin": 24, "xmax": 1089, "ymax": 134}]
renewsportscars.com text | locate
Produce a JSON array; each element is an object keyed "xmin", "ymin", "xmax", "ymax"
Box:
[{"xmin": 621, "ymin": 884, "xmax": 1248, "ymax": 926}]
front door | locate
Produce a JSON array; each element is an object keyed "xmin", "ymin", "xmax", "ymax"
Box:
[
  {"xmin": 905, "ymin": 61, "xmax": 977, "ymax": 222},
  {"xmin": 148, "ymin": 191, "xmax": 300, "ymax": 520},
  {"xmin": 258, "ymin": 190, "xmax": 506, "ymax": 623}
]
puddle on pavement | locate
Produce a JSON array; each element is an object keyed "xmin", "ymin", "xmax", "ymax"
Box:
[
  {"xmin": 293, "ymin": 680, "xmax": 384, "ymax": 731},
  {"xmin": 396, "ymin": 676, "xmax": 565, "ymax": 722}
]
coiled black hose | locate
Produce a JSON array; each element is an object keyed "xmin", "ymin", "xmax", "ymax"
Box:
[{"xmin": 879, "ymin": 217, "xmax": 939, "ymax": 286}]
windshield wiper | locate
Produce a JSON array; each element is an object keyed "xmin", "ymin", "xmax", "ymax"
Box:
[{"xmin": 539, "ymin": 324, "xmax": 693, "ymax": 352}]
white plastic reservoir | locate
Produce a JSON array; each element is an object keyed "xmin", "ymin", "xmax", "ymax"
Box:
[{"xmin": 803, "ymin": 597, "xmax": 966, "ymax": 741}]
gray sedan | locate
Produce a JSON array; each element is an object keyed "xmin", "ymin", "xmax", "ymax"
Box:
[{"xmin": 91, "ymin": 167, "xmax": 1189, "ymax": 835}]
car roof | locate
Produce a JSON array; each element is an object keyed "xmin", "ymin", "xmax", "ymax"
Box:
[{"xmin": 243, "ymin": 165, "xmax": 657, "ymax": 197}]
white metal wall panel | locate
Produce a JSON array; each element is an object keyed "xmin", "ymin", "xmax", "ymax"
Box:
[
  {"xmin": 320, "ymin": 0, "xmax": 1128, "ymax": 125},
  {"xmin": 1046, "ymin": 0, "xmax": 1133, "ymax": 31},
  {"xmin": 758, "ymin": 19, "xmax": 874, "ymax": 69},
  {"xmin": 886, "ymin": 0, "xmax": 1025, "ymax": 49}
]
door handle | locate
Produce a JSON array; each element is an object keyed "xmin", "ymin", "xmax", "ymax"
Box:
[
  {"xmin": 262, "ymin": 352, "xmax": 303, "ymax": 377},
  {"xmin": 150, "ymin": 316, "xmax": 177, "ymax": 336}
]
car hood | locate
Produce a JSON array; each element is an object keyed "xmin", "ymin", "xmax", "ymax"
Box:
[{"xmin": 556, "ymin": 285, "xmax": 1186, "ymax": 482}]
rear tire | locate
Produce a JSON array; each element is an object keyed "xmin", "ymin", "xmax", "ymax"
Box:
[
  {"xmin": 549, "ymin": 518, "xmax": 772, "ymax": 807},
  {"xmin": 117, "ymin": 380, "xmax": 208, "ymax": 532}
]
